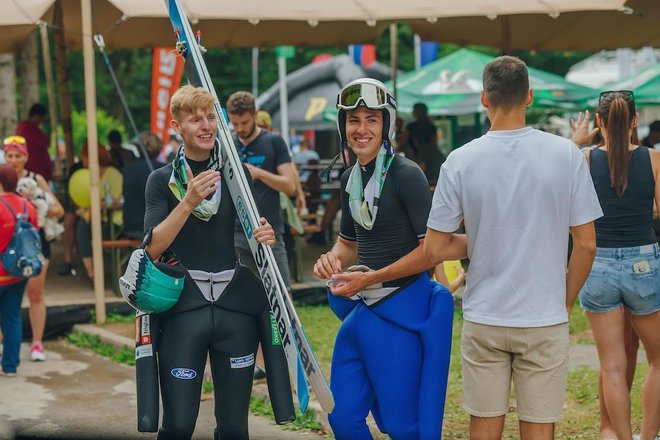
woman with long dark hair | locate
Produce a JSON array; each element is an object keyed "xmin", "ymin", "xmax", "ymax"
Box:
[{"xmin": 579, "ymin": 91, "xmax": 660, "ymax": 440}]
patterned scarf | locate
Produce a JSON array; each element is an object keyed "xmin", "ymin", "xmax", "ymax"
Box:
[
  {"xmin": 346, "ymin": 145, "xmax": 395, "ymax": 230},
  {"xmin": 168, "ymin": 144, "xmax": 222, "ymax": 221}
]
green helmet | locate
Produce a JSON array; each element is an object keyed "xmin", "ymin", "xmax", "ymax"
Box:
[{"xmin": 119, "ymin": 249, "xmax": 186, "ymax": 314}]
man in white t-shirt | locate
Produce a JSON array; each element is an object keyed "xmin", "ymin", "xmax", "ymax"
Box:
[{"xmin": 424, "ymin": 56, "xmax": 603, "ymax": 440}]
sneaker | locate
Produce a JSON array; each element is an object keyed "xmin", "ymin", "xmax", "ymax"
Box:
[
  {"xmin": 253, "ymin": 366, "xmax": 266, "ymax": 381},
  {"xmin": 0, "ymin": 369, "xmax": 17, "ymax": 377},
  {"xmin": 30, "ymin": 343, "xmax": 46, "ymax": 362},
  {"xmin": 58, "ymin": 263, "xmax": 76, "ymax": 277}
]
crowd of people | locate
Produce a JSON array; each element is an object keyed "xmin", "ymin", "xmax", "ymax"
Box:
[{"xmin": 0, "ymin": 54, "xmax": 657, "ymax": 440}]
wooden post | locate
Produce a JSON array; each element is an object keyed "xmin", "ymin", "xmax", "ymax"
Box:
[
  {"xmin": 53, "ymin": 0, "xmax": 75, "ymax": 173},
  {"xmin": 501, "ymin": 16, "xmax": 512, "ymax": 55},
  {"xmin": 39, "ymin": 24, "xmax": 60, "ymax": 178},
  {"xmin": 389, "ymin": 23, "xmax": 398, "ymax": 102},
  {"xmin": 81, "ymin": 0, "xmax": 106, "ymax": 324}
]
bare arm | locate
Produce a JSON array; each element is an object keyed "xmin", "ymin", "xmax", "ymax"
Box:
[
  {"xmin": 566, "ymin": 222, "xmax": 597, "ymax": 316},
  {"xmin": 651, "ymin": 149, "xmax": 660, "ymax": 218},
  {"xmin": 247, "ymin": 161, "xmax": 297, "ymax": 196},
  {"xmin": 423, "ymin": 227, "xmax": 468, "ymax": 264},
  {"xmin": 434, "ymin": 262, "xmax": 465, "ymax": 294},
  {"xmin": 292, "ymin": 164, "xmax": 306, "ymax": 212},
  {"xmin": 36, "ymin": 174, "xmax": 64, "ymax": 218}
]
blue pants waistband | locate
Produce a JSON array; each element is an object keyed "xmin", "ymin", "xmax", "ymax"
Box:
[{"xmin": 596, "ymin": 243, "xmax": 659, "ymax": 259}]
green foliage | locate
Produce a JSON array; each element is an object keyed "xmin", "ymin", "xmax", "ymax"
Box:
[
  {"xmin": 66, "ymin": 331, "xmax": 135, "ymax": 366},
  {"xmin": 106, "ymin": 313, "xmax": 135, "ymax": 324},
  {"xmin": 249, "ymin": 396, "xmax": 322, "ymax": 432},
  {"xmin": 202, "ymin": 379, "xmax": 214, "ymax": 394},
  {"xmin": 568, "ymin": 304, "xmax": 590, "ymax": 336},
  {"xmin": 201, "ymin": 377, "xmax": 323, "ymax": 433},
  {"xmin": 68, "ymin": 108, "xmax": 126, "ymax": 155}
]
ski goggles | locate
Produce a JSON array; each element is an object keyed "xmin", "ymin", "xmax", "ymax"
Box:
[{"xmin": 337, "ymin": 83, "xmax": 396, "ymax": 111}]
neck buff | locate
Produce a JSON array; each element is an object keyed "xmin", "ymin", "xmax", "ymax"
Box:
[
  {"xmin": 345, "ymin": 145, "xmax": 395, "ymax": 230},
  {"xmin": 168, "ymin": 143, "xmax": 222, "ymax": 221}
]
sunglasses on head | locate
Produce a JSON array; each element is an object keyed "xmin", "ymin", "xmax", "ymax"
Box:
[
  {"xmin": 3, "ymin": 135, "xmax": 26, "ymax": 146},
  {"xmin": 598, "ymin": 90, "xmax": 635, "ymax": 108}
]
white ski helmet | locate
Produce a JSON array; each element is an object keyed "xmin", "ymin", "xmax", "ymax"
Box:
[{"xmin": 336, "ymin": 78, "xmax": 397, "ymax": 146}]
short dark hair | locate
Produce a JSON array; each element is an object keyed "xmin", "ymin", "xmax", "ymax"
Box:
[
  {"xmin": 226, "ymin": 91, "xmax": 256, "ymax": 115},
  {"xmin": 649, "ymin": 120, "xmax": 660, "ymax": 133},
  {"xmin": 483, "ymin": 56, "xmax": 529, "ymax": 110},
  {"xmin": 0, "ymin": 164, "xmax": 18, "ymax": 192},
  {"xmin": 28, "ymin": 103, "xmax": 47, "ymax": 117},
  {"xmin": 108, "ymin": 130, "xmax": 122, "ymax": 144},
  {"xmin": 413, "ymin": 103, "xmax": 428, "ymax": 114}
]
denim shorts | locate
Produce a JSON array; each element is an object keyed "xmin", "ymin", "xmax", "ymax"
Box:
[{"xmin": 579, "ymin": 243, "xmax": 660, "ymax": 316}]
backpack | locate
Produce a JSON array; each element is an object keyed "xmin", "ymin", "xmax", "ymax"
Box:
[{"xmin": 0, "ymin": 198, "xmax": 43, "ymax": 278}]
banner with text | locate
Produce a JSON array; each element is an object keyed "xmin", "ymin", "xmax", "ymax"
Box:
[{"xmin": 151, "ymin": 48, "xmax": 184, "ymax": 145}]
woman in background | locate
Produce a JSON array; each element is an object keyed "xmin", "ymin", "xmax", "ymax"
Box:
[{"xmin": 578, "ymin": 91, "xmax": 660, "ymax": 440}]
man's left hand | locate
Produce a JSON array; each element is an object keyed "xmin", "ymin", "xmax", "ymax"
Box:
[
  {"xmin": 329, "ymin": 271, "xmax": 376, "ymax": 298},
  {"xmin": 253, "ymin": 217, "xmax": 276, "ymax": 246}
]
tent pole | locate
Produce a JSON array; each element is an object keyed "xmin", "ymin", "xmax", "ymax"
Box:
[
  {"xmin": 53, "ymin": 0, "xmax": 75, "ymax": 173},
  {"xmin": 390, "ymin": 23, "xmax": 398, "ymax": 101},
  {"xmin": 252, "ymin": 47, "xmax": 259, "ymax": 97},
  {"xmin": 39, "ymin": 24, "xmax": 60, "ymax": 178},
  {"xmin": 278, "ymin": 55, "xmax": 289, "ymax": 145},
  {"xmin": 81, "ymin": 0, "xmax": 106, "ymax": 324}
]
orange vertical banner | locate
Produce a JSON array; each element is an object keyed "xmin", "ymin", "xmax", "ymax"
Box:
[{"xmin": 151, "ymin": 48, "xmax": 184, "ymax": 145}]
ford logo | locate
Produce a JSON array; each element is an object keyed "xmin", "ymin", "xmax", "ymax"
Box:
[{"xmin": 171, "ymin": 368, "xmax": 197, "ymax": 380}]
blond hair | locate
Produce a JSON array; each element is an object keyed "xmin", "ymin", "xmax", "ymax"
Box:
[{"xmin": 170, "ymin": 85, "xmax": 215, "ymax": 121}]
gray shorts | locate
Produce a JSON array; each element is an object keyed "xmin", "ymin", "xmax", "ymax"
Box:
[{"xmin": 234, "ymin": 231, "xmax": 291, "ymax": 289}]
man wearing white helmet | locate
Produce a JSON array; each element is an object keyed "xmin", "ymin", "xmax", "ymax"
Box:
[{"xmin": 313, "ymin": 78, "xmax": 464, "ymax": 439}]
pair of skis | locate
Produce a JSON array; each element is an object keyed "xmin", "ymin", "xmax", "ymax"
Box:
[{"xmin": 165, "ymin": 0, "xmax": 334, "ymax": 414}]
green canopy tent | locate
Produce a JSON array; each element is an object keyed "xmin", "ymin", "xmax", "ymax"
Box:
[
  {"xmin": 324, "ymin": 48, "xmax": 595, "ymax": 122},
  {"xmin": 393, "ymin": 48, "xmax": 597, "ymax": 115}
]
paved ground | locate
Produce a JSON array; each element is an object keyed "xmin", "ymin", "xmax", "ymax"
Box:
[{"xmin": 0, "ymin": 340, "xmax": 323, "ymax": 440}]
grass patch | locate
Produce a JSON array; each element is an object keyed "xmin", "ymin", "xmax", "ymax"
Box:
[
  {"xmin": 202, "ymin": 380, "xmax": 322, "ymax": 433},
  {"xmin": 250, "ymin": 396, "xmax": 322, "ymax": 432},
  {"xmin": 106, "ymin": 312, "xmax": 135, "ymax": 324},
  {"xmin": 66, "ymin": 331, "xmax": 135, "ymax": 366},
  {"xmin": 293, "ymin": 303, "xmax": 647, "ymax": 438}
]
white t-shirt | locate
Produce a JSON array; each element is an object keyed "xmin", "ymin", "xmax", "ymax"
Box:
[{"xmin": 427, "ymin": 127, "xmax": 603, "ymax": 327}]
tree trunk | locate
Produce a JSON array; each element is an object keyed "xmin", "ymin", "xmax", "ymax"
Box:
[
  {"xmin": 0, "ymin": 54, "xmax": 17, "ymax": 139},
  {"xmin": 18, "ymin": 32, "xmax": 40, "ymax": 120},
  {"xmin": 53, "ymin": 0, "xmax": 75, "ymax": 172}
]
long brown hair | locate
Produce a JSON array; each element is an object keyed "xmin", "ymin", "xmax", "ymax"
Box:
[{"xmin": 597, "ymin": 91, "xmax": 636, "ymax": 197}]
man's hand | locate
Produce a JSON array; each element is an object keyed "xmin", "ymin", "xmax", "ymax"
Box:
[
  {"xmin": 182, "ymin": 168, "xmax": 221, "ymax": 208},
  {"xmin": 314, "ymin": 252, "xmax": 342, "ymax": 279},
  {"xmin": 253, "ymin": 217, "xmax": 276, "ymax": 246},
  {"xmin": 328, "ymin": 271, "xmax": 376, "ymax": 298},
  {"xmin": 245, "ymin": 163, "xmax": 263, "ymax": 180}
]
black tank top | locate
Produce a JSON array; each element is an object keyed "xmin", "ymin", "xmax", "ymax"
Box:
[{"xmin": 589, "ymin": 147, "xmax": 656, "ymax": 247}]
